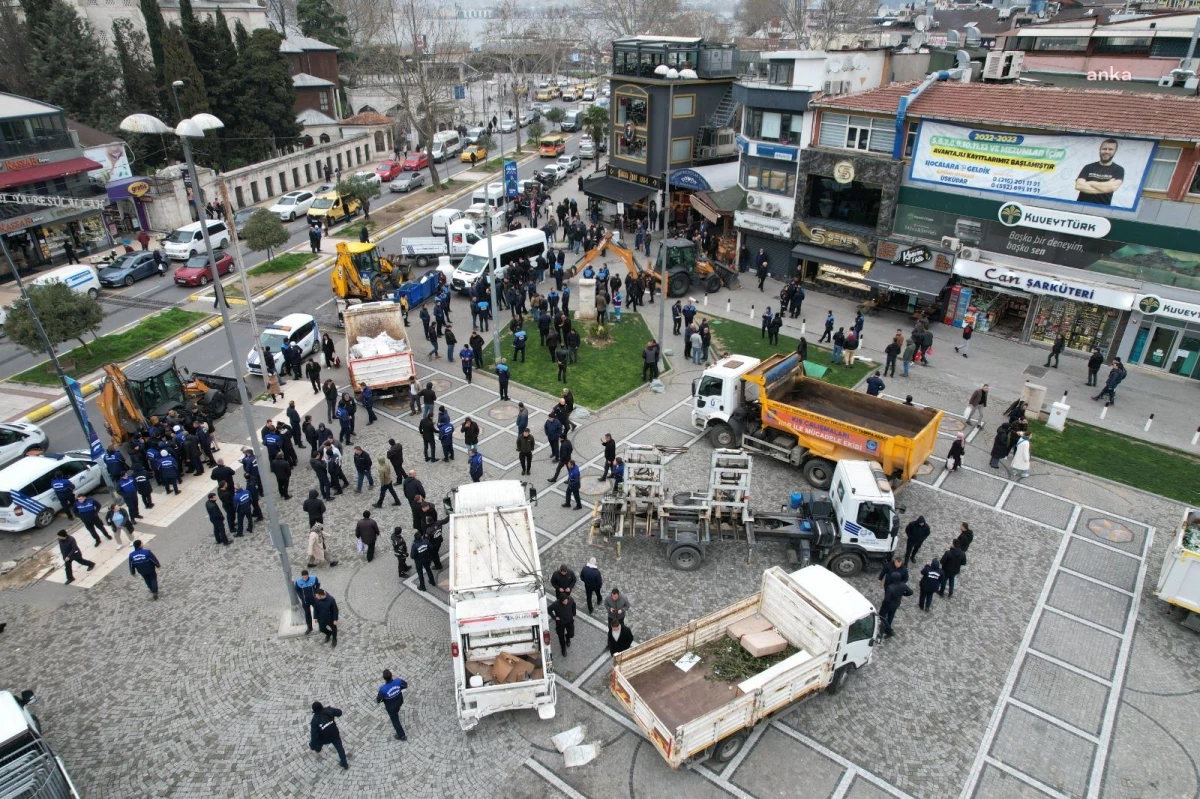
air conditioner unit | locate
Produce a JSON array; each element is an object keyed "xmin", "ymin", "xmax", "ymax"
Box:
[
  {"xmin": 983, "ymin": 51, "xmax": 1024, "ymax": 81},
  {"xmin": 763, "ymin": 201, "xmax": 779, "ymax": 216},
  {"xmin": 959, "ymin": 246, "xmax": 981, "ymax": 261},
  {"xmin": 746, "ymin": 194, "xmax": 763, "ymax": 209},
  {"xmin": 940, "ymin": 236, "xmax": 961, "ymax": 251}
]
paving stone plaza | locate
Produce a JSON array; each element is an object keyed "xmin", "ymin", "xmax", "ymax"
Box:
[{"xmin": 1, "ymin": 312, "xmax": 1197, "ymax": 799}]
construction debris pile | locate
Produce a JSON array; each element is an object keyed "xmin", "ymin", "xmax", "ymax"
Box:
[{"xmin": 348, "ymin": 332, "xmax": 409, "ymax": 359}]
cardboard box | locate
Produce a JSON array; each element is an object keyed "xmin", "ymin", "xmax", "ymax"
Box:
[
  {"xmin": 726, "ymin": 615, "xmax": 773, "ymax": 642},
  {"xmin": 741, "ymin": 629, "xmax": 788, "ymax": 658},
  {"xmin": 464, "ymin": 661, "xmax": 494, "ymax": 682},
  {"xmin": 505, "ymin": 659, "xmax": 536, "ymax": 684},
  {"xmin": 492, "ymin": 652, "xmax": 522, "ymax": 683},
  {"xmin": 530, "ymin": 668, "xmax": 544, "ymax": 680}
]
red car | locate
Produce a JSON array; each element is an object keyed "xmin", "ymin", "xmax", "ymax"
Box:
[
  {"xmin": 174, "ymin": 252, "xmax": 234, "ymax": 286},
  {"xmin": 375, "ymin": 160, "xmax": 404, "ymax": 181},
  {"xmin": 402, "ymin": 152, "xmax": 428, "ymax": 172}
]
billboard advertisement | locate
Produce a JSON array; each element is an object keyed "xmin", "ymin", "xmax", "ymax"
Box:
[{"xmin": 909, "ymin": 122, "xmax": 1157, "ymax": 212}]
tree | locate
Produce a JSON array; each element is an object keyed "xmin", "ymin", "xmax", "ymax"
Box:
[
  {"xmin": 161, "ymin": 24, "xmax": 209, "ymax": 119},
  {"xmin": 808, "ymin": 0, "xmax": 876, "ymax": 49},
  {"xmin": 735, "ymin": 0, "xmax": 781, "ymax": 36},
  {"xmin": 20, "ymin": 0, "xmax": 120, "ymax": 131},
  {"xmin": 139, "ymin": 0, "xmax": 167, "ymax": 88},
  {"xmin": 4, "ymin": 283, "xmax": 105, "ymax": 357},
  {"xmin": 0, "ymin": 4, "xmax": 35, "ymax": 97},
  {"xmin": 297, "ymin": 0, "xmax": 352, "ymax": 50},
  {"xmin": 242, "ymin": 209, "xmax": 289, "ymax": 263},
  {"xmin": 113, "ymin": 19, "xmax": 164, "ymax": 168},
  {"xmin": 525, "ymin": 120, "xmax": 545, "ymax": 145},
  {"xmin": 336, "ymin": 176, "xmax": 382, "ymax": 220},
  {"xmin": 545, "ymin": 107, "xmax": 565, "ymax": 130},
  {"xmin": 581, "ymin": 104, "xmax": 610, "ymax": 167},
  {"xmin": 230, "ymin": 29, "xmax": 302, "ymax": 162},
  {"xmin": 581, "ymin": 0, "xmax": 682, "ymax": 39}
]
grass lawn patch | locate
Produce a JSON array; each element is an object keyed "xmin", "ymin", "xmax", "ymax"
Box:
[
  {"xmin": 476, "ymin": 311, "xmax": 667, "ymax": 408},
  {"xmin": 246, "ymin": 253, "xmax": 317, "ymax": 277},
  {"xmin": 706, "ymin": 316, "xmax": 873, "ymax": 389},
  {"xmin": 1027, "ymin": 418, "xmax": 1200, "ymax": 504},
  {"xmin": 13, "ymin": 308, "xmax": 211, "ymax": 385},
  {"xmin": 335, "ymin": 219, "xmax": 378, "ymax": 240},
  {"xmin": 479, "ymin": 159, "xmax": 505, "ymax": 173}
]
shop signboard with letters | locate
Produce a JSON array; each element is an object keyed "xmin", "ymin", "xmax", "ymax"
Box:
[
  {"xmin": 953, "ymin": 259, "xmax": 1135, "ymax": 309},
  {"xmin": 909, "ymin": 121, "xmax": 1156, "ymax": 212},
  {"xmin": 1135, "ymin": 294, "xmax": 1200, "ymax": 323}
]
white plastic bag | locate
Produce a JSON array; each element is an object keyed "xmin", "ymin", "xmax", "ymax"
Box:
[
  {"xmin": 552, "ymin": 725, "xmax": 586, "ymax": 753},
  {"xmin": 564, "ymin": 743, "xmax": 600, "ymax": 768}
]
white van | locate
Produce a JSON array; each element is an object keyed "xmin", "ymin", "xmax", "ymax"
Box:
[
  {"xmin": 431, "ymin": 131, "xmax": 463, "ymax": 163},
  {"xmin": 431, "ymin": 208, "xmax": 464, "ymax": 237},
  {"xmin": 246, "ymin": 312, "xmax": 320, "ymax": 375},
  {"xmin": 561, "ymin": 109, "xmax": 582, "ymax": 132},
  {"xmin": 163, "ymin": 220, "xmax": 231, "ymax": 260},
  {"xmin": 30, "ymin": 264, "xmax": 102, "ymax": 299},
  {"xmin": 0, "ymin": 452, "xmax": 104, "ymax": 531},
  {"xmin": 450, "ymin": 229, "xmax": 548, "ymax": 293},
  {"xmin": 471, "ymin": 182, "xmax": 506, "ymax": 212}
]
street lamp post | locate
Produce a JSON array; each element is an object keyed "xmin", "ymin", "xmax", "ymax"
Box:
[
  {"xmin": 654, "ymin": 66, "xmax": 698, "ymax": 352},
  {"xmin": 120, "ymin": 94, "xmax": 301, "ymax": 627}
]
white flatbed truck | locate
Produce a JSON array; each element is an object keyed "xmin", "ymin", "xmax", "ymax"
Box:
[{"xmin": 1156, "ymin": 507, "xmax": 1200, "ymax": 631}]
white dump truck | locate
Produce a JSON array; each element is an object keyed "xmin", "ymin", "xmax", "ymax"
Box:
[
  {"xmin": 446, "ymin": 480, "xmax": 557, "ymax": 730},
  {"xmin": 612, "ymin": 565, "xmax": 878, "ymax": 769},
  {"xmin": 1155, "ymin": 507, "xmax": 1200, "ymax": 631},
  {"xmin": 343, "ymin": 301, "xmax": 416, "ymax": 396}
]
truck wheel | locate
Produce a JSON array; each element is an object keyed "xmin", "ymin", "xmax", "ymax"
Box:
[
  {"xmin": 711, "ymin": 731, "xmax": 748, "ymax": 764},
  {"xmin": 802, "ymin": 459, "xmax": 835, "ymax": 490},
  {"xmin": 826, "ymin": 552, "xmax": 863, "ymax": 577},
  {"xmin": 827, "ymin": 665, "xmax": 854, "ymax": 695},
  {"xmin": 708, "ymin": 423, "xmax": 737, "ymax": 449},
  {"xmin": 704, "ymin": 274, "xmax": 721, "ymax": 294},
  {"xmin": 415, "ymin": 255, "xmax": 430, "ymax": 269},
  {"xmin": 669, "ymin": 544, "xmax": 703, "ymax": 572},
  {"xmin": 668, "ymin": 271, "xmax": 689, "ymax": 297}
]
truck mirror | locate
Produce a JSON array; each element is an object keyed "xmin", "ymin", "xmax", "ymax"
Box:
[
  {"xmin": 895, "ymin": 505, "xmax": 906, "ymax": 514},
  {"xmin": 691, "ymin": 378, "xmax": 698, "ymax": 397},
  {"xmin": 442, "ymin": 496, "xmax": 453, "ymax": 515}
]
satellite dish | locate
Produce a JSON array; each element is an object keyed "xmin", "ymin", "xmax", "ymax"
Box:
[
  {"xmin": 828, "ymin": 58, "xmax": 843, "ymax": 73},
  {"xmin": 915, "ymin": 14, "xmax": 929, "ymax": 31},
  {"xmin": 908, "ymin": 32, "xmax": 927, "ymax": 49},
  {"xmin": 852, "ymin": 53, "xmax": 867, "ymax": 70},
  {"xmin": 947, "ymin": 29, "xmax": 962, "ymax": 45}
]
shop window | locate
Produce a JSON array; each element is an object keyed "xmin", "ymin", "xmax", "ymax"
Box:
[
  {"xmin": 615, "ymin": 87, "xmax": 649, "ymax": 127},
  {"xmin": 1033, "ymin": 37, "xmax": 1088, "ymax": 51},
  {"xmin": 670, "ymin": 137, "xmax": 692, "ymax": 164},
  {"xmin": 817, "ymin": 113, "xmax": 894, "ymax": 154},
  {"xmin": 672, "ymin": 94, "xmax": 695, "ymax": 119},
  {"xmin": 741, "ymin": 162, "xmax": 796, "ymax": 196},
  {"xmin": 615, "ymin": 121, "xmax": 647, "ymax": 161},
  {"xmin": 1030, "ymin": 298, "xmax": 1120, "ymax": 353},
  {"xmin": 805, "ymin": 174, "xmax": 882, "ymax": 227},
  {"xmin": 1144, "ymin": 146, "xmax": 1181, "ymax": 192}
]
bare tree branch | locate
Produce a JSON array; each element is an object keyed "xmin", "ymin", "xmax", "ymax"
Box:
[{"xmin": 581, "ymin": 0, "xmax": 683, "ymax": 40}]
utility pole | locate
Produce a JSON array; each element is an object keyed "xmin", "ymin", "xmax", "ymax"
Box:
[{"xmin": 216, "ymin": 179, "xmax": 268, "ymax": 389}]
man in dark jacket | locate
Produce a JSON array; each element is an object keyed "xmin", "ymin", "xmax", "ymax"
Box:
[
  {"xmin": 865, "ymin": 372, "xmax": 885, "ymax": 396},
  {"xmin": 939, "ymin": 539, "xmax": 967, "ymax": 598},
  {"xmin": 989, "ymin": 423, "xmax": 1012, "ymax": 469},
  {"xmin": 1045, "ymin": 333, "xmax": 1066, "ymax": 368},
  {"xmin": 550, "ymin": 594, "xmax": 576, "ymax": 655},
  {"xmin": 544, "ymin": 416, "xmax": 563, "ymax": 463},
  {"xmin": 1086, "ymin": 349, "xmax": 1104, "ymax": 386},
  {"xmin": 607, "ymin": 620, "xmax": 634, "ymax": 656},
  {"xmin": 270, "ymin": 452, "xmax": 292, "ymax": 499},
  {"xmin": 419, "ymin": 415, "xmax": 437, "ymax": 462},
  {"xmin": 410, "ymin": 531, "xmax": 436, "ymax": 591},
  {"xmin": 1094, "ymin": 358, "xmax": 1127, "ymax": 404},
  {"xmin": 599, "ymin": 434, "xmax": 618, "ymax": 481},
  {"xmin": 387, "ymin": 439, "xmax": 404, "ymax": 478},
  {"xmin": 356, "ymin": 510, "xmax": 380, "ymax": 562},
  {"xmin": 376, "ymin": 669, "xmax": 409, "ymax": 740},
  {"xmin": 128, "ymin": 541, "xmax": 161, "ymax": 599},
  {"xmin": 57, "ymin": 529, "xmax": 95, "ymax": 583},
  {"xmin": 878, "ymin": 555, "xmax": 908, "ymax": 588},
  {"xmin": 206, "ymin": 493, "xmax": 229, "ymax": 545},
  {"xmin": 879, "ymin": 577, "xmax": 913, "ymax": 637},
  {"xmin": 549, "ymin": 436, "xmax": 573, "ymax": 482},
  {"xmin": 550, "ymin": 564, "xmax": 576, "ymax": 600},
  {"xmin": 403, "ymin": 470, "xmax": 425, "ymax": 528},
  {"xmin": 308, "ymin": 702, "xmax": 348, "ymax": 769},
  {"xmin": 918, "ymin": 558, "xmax": 942, "ymax": 611},
  {"xmin": 903, "ymin": 517, "xmax": 931, "ymax": 564},
  {"xmin": 294, "ymin": 570, "xmax": 320, "ymax": 633},
  {"xmin": 516, "ymin": 429, "xmax": 535, "ymax": 475},
  {"xmin": 957, "ymin": 522, "xmax": 974, "ymax": 553},
  {"xmin": 314, "ymin": 588, "xmax": 339, "ymax": 646},
  {"xmin": 353, "ymin": 446, "xmax": 374, "ymax": 492}
]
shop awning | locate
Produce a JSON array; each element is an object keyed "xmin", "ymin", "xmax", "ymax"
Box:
[
  {"xmin": 0, "ymin": 156, "xmax": 103, "ymax": 189},
  {"xmin": 581, "ymin": 174, "xmax": 652, "ymax": 206},
  {"xmin": 862, "ymin": 261, "xmax": 951, "ymax": 301},
  {"xmin": 669, "ymin": 161, "xmax": 739, "ymax": 192},
  {"xmin": 692, "ymin": 184, "xmax": 746, "ymax": 223},
  {"xmin": 791, "ymin": 242, "xmax": 872, "ymax": 271}
]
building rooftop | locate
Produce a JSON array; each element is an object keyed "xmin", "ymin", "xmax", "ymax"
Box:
[
  {"xmin": 339, "ymin": 111, "xmax": 392, "ymax": 126},
  {"xmin": 812, "ymin": 80, "xmax": 1200, "ymax": 141},
  {"xmin": 0, "ymin": 93, "xmax": 61, "ymax": 119},
  {"xmin": 292, "ymin": 72, "xmax": 336, "ymax": 88},
  {"xmin": 66, "ymin": 118, "xmax": 122, "ymax": 148},
  {"xmin": 297, "ymin": 109, "xmax": 339, "ymax": 126},
  {"xmin": 280, "ymin": 33, "xmax": 340, "ymax": 53}
]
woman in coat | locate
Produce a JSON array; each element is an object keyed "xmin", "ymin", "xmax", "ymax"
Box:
[
  {"xmin": 266, "ymin": 372, "xmax": 282, "ymax": 404},
  {"xmin": 947, "ymin": 432, "xmax": 965, "ymax": 471},
  {"xmin": 989, "ymin": 422, "xmax": 1011, "ymax": 468},
  {"xmin": 321, "ymin": 334, "xmax": 337, "ymax": 368},
  {"xmin": 1010, "ymin": 432, "xmax": 1032, "ymax": 480},
  {"xmin": 307, "ymin": 522, "xmax": 338, "ymax": 568}
]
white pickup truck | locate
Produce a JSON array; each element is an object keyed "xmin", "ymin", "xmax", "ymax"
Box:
[
  {"xmin": 446, "ymin": 480, "xmax": 557, "ymax": 730},
  {"xmin": 1156, "ymin": 507, "xmax": 1200, "ymax": 631},
  {"xmin": 343, "ymin": 301, "xmax": 416, "ymax": 395},
  {"xmin": 0, "ymin": 690, "xmax": 79, "ymax": 798},
  {"xmin": 612, "ymin": 565, "xmax": 878, "ymax": 768}
]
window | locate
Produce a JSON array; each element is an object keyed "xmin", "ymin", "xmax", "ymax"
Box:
[
  {"xmin": 1145, "ymin": 146, "xmax": 1181, "ymax": 192},
  {"xmin": 672, "ymin": 94, "xmax": 695, "ymax": 118},
  {"xmin": 670, "ymin": 137, "xmax": 692, "ymax": 164},
  {"xmin": 1189, "ymin": 165, "xmax": 1200, "ymax": 196},
  {"xmin": 1033, "ymin": 37, "xmax": 1088, "ymax": 51},
  {"xmin": 696, "ymin": 375, "xmax": 723, "ymax": 399},
  {"xmin": 768, "ymin": 61, "xmax": 793, "ymax": 86},
  {"xmin": 744, "ymin": 110, "xmax": 804, "ymax": 144},
  {"xmin": 856, "ymin": 502, "xmax": 893, "ymax": 539},
  {"xmin": 319, "ymin": 91, "xmax": 329, "ymax": 111},
  {"xmin": 846, "ymin": 615, "xmax": 876, "ymax": 644},
  {"xmin": 806, "ymin": 174, "xmax": 883, "ymax": 227},
  {"xmin": 1151, "ymin": 38, "xmax": 1190, "ymax": 58},
  {"xmin": 817, "ymin": 113, "xmax": 894, "ymax": 154},
  {"xmin": 903, "ymin": 122, "xmax": 918, "ymax": 158},
  {"xmin": 615, "ymin": 87, "xmax": 648, "ymax": 127},
  {"xmin": 741, "ymin": 162, "xmax": 796, "ymax": 195},
  {"xmin": 1093, "ymin": 36, "xmax": 1152, "ymax": 54}
]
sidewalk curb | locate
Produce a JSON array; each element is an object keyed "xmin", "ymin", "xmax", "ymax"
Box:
[{"xmin": 17, "ymin": 314, "xmax": 224, "ymax": 424}]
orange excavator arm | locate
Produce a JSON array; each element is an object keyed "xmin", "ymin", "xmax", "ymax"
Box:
[
  {"xmin": 330, "ymin": 242, "xmax": 371, "ymax": 300},
  {"xmin": 570, "ymin": 233, "xmax": 661, "ymax": 289},
  {"xmin": 98, "ymin": 364, "xmax": 148, "ymax": 444}
]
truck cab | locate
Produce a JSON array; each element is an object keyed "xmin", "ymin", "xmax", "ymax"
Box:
[{"xmin": 818, "ymin": 460, "xmax": 900, "ymax": 574}]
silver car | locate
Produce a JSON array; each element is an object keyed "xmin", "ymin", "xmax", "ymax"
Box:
[{"xmin": 390, "ymin": 171, "xmax": 426, "ymax": 192}]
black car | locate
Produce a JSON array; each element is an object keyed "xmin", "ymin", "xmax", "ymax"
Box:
[{"xmin": 98, "ymin": 252, "xmax": 161, "ymax": 287}]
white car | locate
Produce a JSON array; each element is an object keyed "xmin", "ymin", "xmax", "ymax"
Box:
[
  {"xmin": 500, "ymin": 118, "xmax": 517, "ymax": 133},
  {"xmin": 0, "ymin": 423, "xmax": 47, "ymax": 470},
  {"xmin": 582, "ymin": 89, "xmax": 596, "ymax": 101},
  {"xmin": 247, "ymin": 312, "xmax": 320, "ymax": 376},
  {"xmin": 557, "ymin": 154, "xmax": 581, "ymax": 172},
  {"xmin": 557, "ymin": 78, "xmax": 569, "ymax": 87},
  {"xmin": 353, "ymin": 171, "xmax": 382, "ymax": 188},
  {"xmin": 464, "ymin": 126, "xmax": 486, "ymax": 144},
  {"xmin": 579, "ymin": 141, "xmax": 596, "ymax": 159},
  {"xmin": 390, "ymin": 171, "xmax": 426, "ymax": 193},
  {"xmin": 0, "ymin": 452, "xmax": 103, "ymax": 531},
  {"xmin": 268, "ymin": 190, "xmax": 316, "ymax": 222},
  {"xmin": 518, "ymin": 112, "xmax": 533, "ymax": 127}
]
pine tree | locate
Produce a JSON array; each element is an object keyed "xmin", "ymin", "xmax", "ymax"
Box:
[
  {"xmin": 232, "ymin": 29, "xmax": 301, "ymax": 160},
  {"xmin": 20, "ymin": 0, "xmax": 120, "ymax": 130},
  {"xmin": 178, "ymin": 0, "xmax": 199, "ymax": 42},
  {"xmin": 139, "ymin": 0, "xmax": 166, "ymax": 88},
  {"xmin": 113, "ymin": 19, "xmax": 163, "ymax": 167},
  {"xmin": 161, "ymin": 24, "xmax": 209, "ymax": 119},
  {"xmin": 296, "ymin": 0, "xmax": 351, "ymax": 50},
  {"xmin": 233, "ymin": 19, "xmax": 250, "ymax": 55}
]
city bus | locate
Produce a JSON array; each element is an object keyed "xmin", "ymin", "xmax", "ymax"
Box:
[{"xmin": 538, "ymin": 133, "xmax": 569, "ymax": 157}]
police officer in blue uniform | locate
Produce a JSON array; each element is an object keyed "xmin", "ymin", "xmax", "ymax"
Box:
[
  {"xmin": 468, "ymin": 447, "xmax": 483, "ymax": 482},
  {"xmin": 51, "ymin": 472, "xmax": 76, "ymax": 519},
  {"xmin": 437, "ymin": 415, "xmax": 455, "ymax": 462},
  {"xmin": 361, "ymin": 383, "xmax": 377, "ymax": 425},
  {"xmin": 103, "ymin": 446, "xmax": 127, "ymax": 480},
  {"xmin": 158, "ymin": 449, "xmax": 180, "ymax": 494},
  {"xmin": 128, "ymin": 540, "xmax": 161, "ymax": 599},
  {"xmin": 375, "ymin": 670, "xmax": 409, "ymax": 740},
  {"xmin": 262, "ymin": 426, "xmax": 283, "ymax": 462},
  {"xmin": 294, "ymin": 569, "xmax": 320, "ymax": 633},
  {"xmin": 241, "ymin": 449, "xmax": 264, "ymax": 499},
  {"xmin": 118, "ymin": 471, "xmax": 141, "ymax": 520},
  {"xmin": 74, "ymin": 496, "xmax": 111, "ymax": 545},
  {"xmin": 232, "ymin": 484, "xmax": 253, "ymax": 536}
]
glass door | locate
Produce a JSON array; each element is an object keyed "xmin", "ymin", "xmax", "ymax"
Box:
[
  {"xmin": 1142, "ymin": 326, "xmax": 1178, "ymax": 369},
  {"xmin": 1168, "ymin": 334, "xmax": 1200, "ymax": 379}
]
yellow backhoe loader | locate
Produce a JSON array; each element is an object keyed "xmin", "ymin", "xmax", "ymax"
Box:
[
  {"xmin": 330, "ymin": 241, "xmax": 410, "ymax": 302},
  {"xmin": 98, "ymin": 358, "xmax": 240, "ymax": 443},
  {"xmin": 569, "ymin": 234, "xmax": 740, "ymax": 297}
]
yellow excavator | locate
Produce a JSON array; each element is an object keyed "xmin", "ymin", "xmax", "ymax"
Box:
[
  {"xmin": 330, "ymin": 241, "xmax": 410, "ymax": 302},
  {"xmin": 569, "ymin": 234, "xmax": 740, "ymax": 297},
  {"xmin": 99, "ymin": 358, "xmax": 240, "ymax": 444}
]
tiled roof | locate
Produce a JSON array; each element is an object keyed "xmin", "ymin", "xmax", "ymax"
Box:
[
  {"xmin": 812, "ymin": 81, "xmax": 1200, "ymax": 141},
  {"xmin": 292, "ymin": 72, "xmax": 335, "ymax": 88},
  {"xmin": 339, "ymin": 111, "xmax": 392, "ymax": 126}
]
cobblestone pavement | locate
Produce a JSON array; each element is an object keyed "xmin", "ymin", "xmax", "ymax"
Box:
[{"xmin": 0, "ymin": 310, "xmax": 1197, "ymax": 799}]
